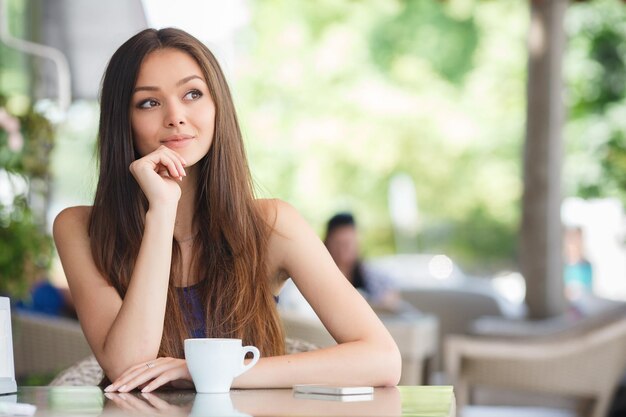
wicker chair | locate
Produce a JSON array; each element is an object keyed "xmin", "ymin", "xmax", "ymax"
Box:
[
  {"xmin": 399, "ymin": 288, "xmax": 506, "ymax": 373},
  {"xmin": 12, "ymin": 312, "xmax": 93, "ymax": 380},
  {"xmin": 445, "ymin": 305, "xmax": 626, "ymax": 417}
]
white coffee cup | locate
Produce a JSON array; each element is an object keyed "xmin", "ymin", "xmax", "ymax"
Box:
[{"xmin": 184, "ymin": 338, "xmax": 260, "ymax": 393}]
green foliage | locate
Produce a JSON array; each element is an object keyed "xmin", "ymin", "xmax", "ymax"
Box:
[
  {"xmin": 604, "ymin": 132, "xmax": 626, "ymax": 192},
  {"xmin": 0, "ymin": 0, "xmax": 56, "ymax": 297},
  {"xmin": 0, "ymin": 196, "xmax": 53, "ymax": 297},
  {"xmin": 423, "ymin": 204, "xmax": 518, "ymax": 273},
  {"xmin": 564, "ymin": 0, "xmax": 626, "ymax": 205},
  {"xmin": 16, "ymin": 371, "xmax": 55, "ymax": 386},
  {"xmin": 238, "ymin": 0, "xmax": 527, "ymax": 274},
  {"xmin": 0, "ymin": 109, "xmax": 55, "ymax": 179},
  {"xmin": 568, "ymin": 25, "xmax": 626, "ymax": 116},
  {"xmin": 369, "ymin": 1, "xmax": 479, "ymax": 85},
  {"xmin": 0, "ymin": 98, "xmax": 55, "ymax": 297},
  {"xmin": 0, "ymin": 0, "xmax": 31, "ymax": 96}
]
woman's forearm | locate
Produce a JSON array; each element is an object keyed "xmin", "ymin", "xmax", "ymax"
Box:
[
  {"xmin": 232, "ymin": 339, "xmax": 401, "ymax": 388},
  {"xmin": 101, "ymin": 206, "xmax": 177, "ymax": 378}
]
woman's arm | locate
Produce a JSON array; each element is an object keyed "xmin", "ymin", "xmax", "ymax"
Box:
[
  {"xmin": 53, "ymin": 147, "xmax": 185, "ymax": 381},
  {"xmin": 54, "ymin": 205, "xmax": 176, "ymax": 382},
  {"xmin": 233, "ymin": 200, "xmax": 401, "ymax": 387},
  {"xmin": 105, "ymin": 199, "xmax": 401, "ymax": 393}
]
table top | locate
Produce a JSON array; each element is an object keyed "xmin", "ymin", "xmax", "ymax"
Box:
[{"xmin": 3, "ymin": 386, "xmax": 455, "ymax": 417}]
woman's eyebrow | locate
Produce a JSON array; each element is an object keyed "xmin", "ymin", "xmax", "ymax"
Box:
[
  {"xmin": 133, "ymin": 75, "xmax": 205, "ymax": 93},
  {"xmin": 176, "ymin": 75, "xmax": 204, "ymax": 86}
]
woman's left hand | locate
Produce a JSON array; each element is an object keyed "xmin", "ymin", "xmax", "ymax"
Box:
[{"xmin": 104, "ymin": 357, "xmax": 194, "ymax": 393}]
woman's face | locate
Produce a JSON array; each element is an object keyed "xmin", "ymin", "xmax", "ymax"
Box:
[{"xmin": 130, "ymin": 48, "xmax": 216, "ymax": 166}]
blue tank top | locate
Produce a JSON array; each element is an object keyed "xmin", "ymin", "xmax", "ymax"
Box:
[
  {"xmin": 178, "ymin": 283, "xmax": 279, "ymax": 338},
  {"xmin": 178, "ymin": 283, "xmax": 206, "ymax": 338}
]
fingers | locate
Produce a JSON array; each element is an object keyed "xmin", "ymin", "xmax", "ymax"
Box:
[
  {"xmin": 141, "ymin": 367, "xmax": 191, "ymax": 393},
  {"xmin": 105, "ymin": 358, "xmax": 189, "ymax": 393},
  {"xmin": 157, "ymin": 151, "xmax": 186, "ymax": 181},
  {"xmin": 106, "ymin": 361, "xmax": 158, "ymax": 390},
  {"xmin": 130, "ymin": 146, "xmax": 187, "ymax": 181},
  {"xmin": 105, "ymin": 358, "xmax": 167, "ymax": 392},
  {"xmin": 157, "ymin": 167, "xmax": 171, "ymax": 179},
  {"xmin": 159, "ymin": 145, "xmax": 187, "ymax": 177}
]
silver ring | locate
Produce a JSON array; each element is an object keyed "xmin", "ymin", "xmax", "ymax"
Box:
[{"xmin": 146, "ymin": 362, "xmax": 155, "ymax": 369}]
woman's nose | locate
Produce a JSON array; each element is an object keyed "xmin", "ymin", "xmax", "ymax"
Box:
[
  {"xmin": 164, "ymin": 103, "xmax": 186, "ymax": 127},
  {"xmin": 167, "ymin": 118, "xmax": 185, "ymax": 127}
]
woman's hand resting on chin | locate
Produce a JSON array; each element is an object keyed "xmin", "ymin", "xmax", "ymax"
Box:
[{"xmin": 129, "ymin": 145, "xmax": 187, "ymax": 206}]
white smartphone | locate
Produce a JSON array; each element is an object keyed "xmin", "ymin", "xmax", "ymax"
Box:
[
  {"xmin": 293, "ymin": 392, "xmax": 374, "ymax": 402},
  {"xmin": 293, "ymin": 384, "xmax": 374, "ymax": 396}
]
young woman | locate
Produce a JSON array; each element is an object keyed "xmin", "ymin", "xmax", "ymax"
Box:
[{"xmin": 53, "ymin": 28, "xmax": 400, "ymax": 393}]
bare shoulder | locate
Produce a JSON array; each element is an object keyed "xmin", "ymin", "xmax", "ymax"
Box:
[
  {"xmin": 53, "ymin": 205, "xmax": 92, "ymax": 241},
  {"xmin": 255, "ymin": 199, "xmax": 312, "ymax": 287},
  {"xmin": 255, "ymin": 198, "xmax": 305, "ymax": 237}
]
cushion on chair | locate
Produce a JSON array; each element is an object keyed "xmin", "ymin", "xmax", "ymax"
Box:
[
  {"xmin": 285, "ymin": 337, "xmax": 319, "ymax": 354},
  {"xmin": 49, "ymin": 355, "xmax": 103, "ymax": 386}
]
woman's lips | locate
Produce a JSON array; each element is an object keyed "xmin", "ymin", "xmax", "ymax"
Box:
[{"xmin": 161, "ymin": 135, "xmax": 195, "ymax": 149}]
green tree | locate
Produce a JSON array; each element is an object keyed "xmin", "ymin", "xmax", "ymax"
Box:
[
  {"xmin": 237, "ymin": 0, "xmax": 527, "ymax": 274},
  {"xmin": 0, "ymin": 98, "xmax": 55, "ymax": 297},
  {"xmin": 564, "ymin": 0, "xmax": 626, "ymax": 205}
]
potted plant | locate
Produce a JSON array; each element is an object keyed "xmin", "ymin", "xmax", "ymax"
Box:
[{"xmin": 0, "ymin": 97, "xmax": 55, "ymax": 298}]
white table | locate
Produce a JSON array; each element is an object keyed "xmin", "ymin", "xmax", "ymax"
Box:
[{"xmin": 3, "ymin": 385, "xmax": 455, "ymax": 416}]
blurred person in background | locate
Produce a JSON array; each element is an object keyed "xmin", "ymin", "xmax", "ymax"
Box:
[
  {"xmin": 563, "ymin": 227, "xmax": 593, "ymax": 303},
  {"xmin": 324, "ymin": 212, "xmax": 417, "ymax": 315},
  {"xmin": 15, "ymin": 279, "xmax": 76, "ymax": 319}
]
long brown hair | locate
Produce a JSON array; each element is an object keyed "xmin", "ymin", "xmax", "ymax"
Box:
[{"xmin": 89, "ymin": 28, "xmax": 284, "ymax": 359}]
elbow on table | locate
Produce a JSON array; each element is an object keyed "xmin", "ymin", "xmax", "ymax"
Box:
[
  {"xmin": 376, "ymin": 342, "xmax": 402, "ymax": 387},
  {"xmin": 98, "ymin": 354, "xmax": 134, "ymax": 383},
  {"xmin": 98, "ymin": 345, "xmax": 159, "ymax": 382},
  {"xmin": 101, "ymin": 356, "xmax": 155, "ymax": 383}
]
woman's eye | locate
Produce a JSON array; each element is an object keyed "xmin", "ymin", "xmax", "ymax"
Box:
[
  {"xmin": 183, "ymin": 90, "xmax": 203, "ymax": 101},
  {"xmin": 137, "ymin": 99, "xmax": 159, "ymax": 109}
]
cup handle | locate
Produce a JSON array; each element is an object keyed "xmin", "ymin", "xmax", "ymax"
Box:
[{"xmin": 237, "ymin": 346, "xmax": 260, "ymax": 377}]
